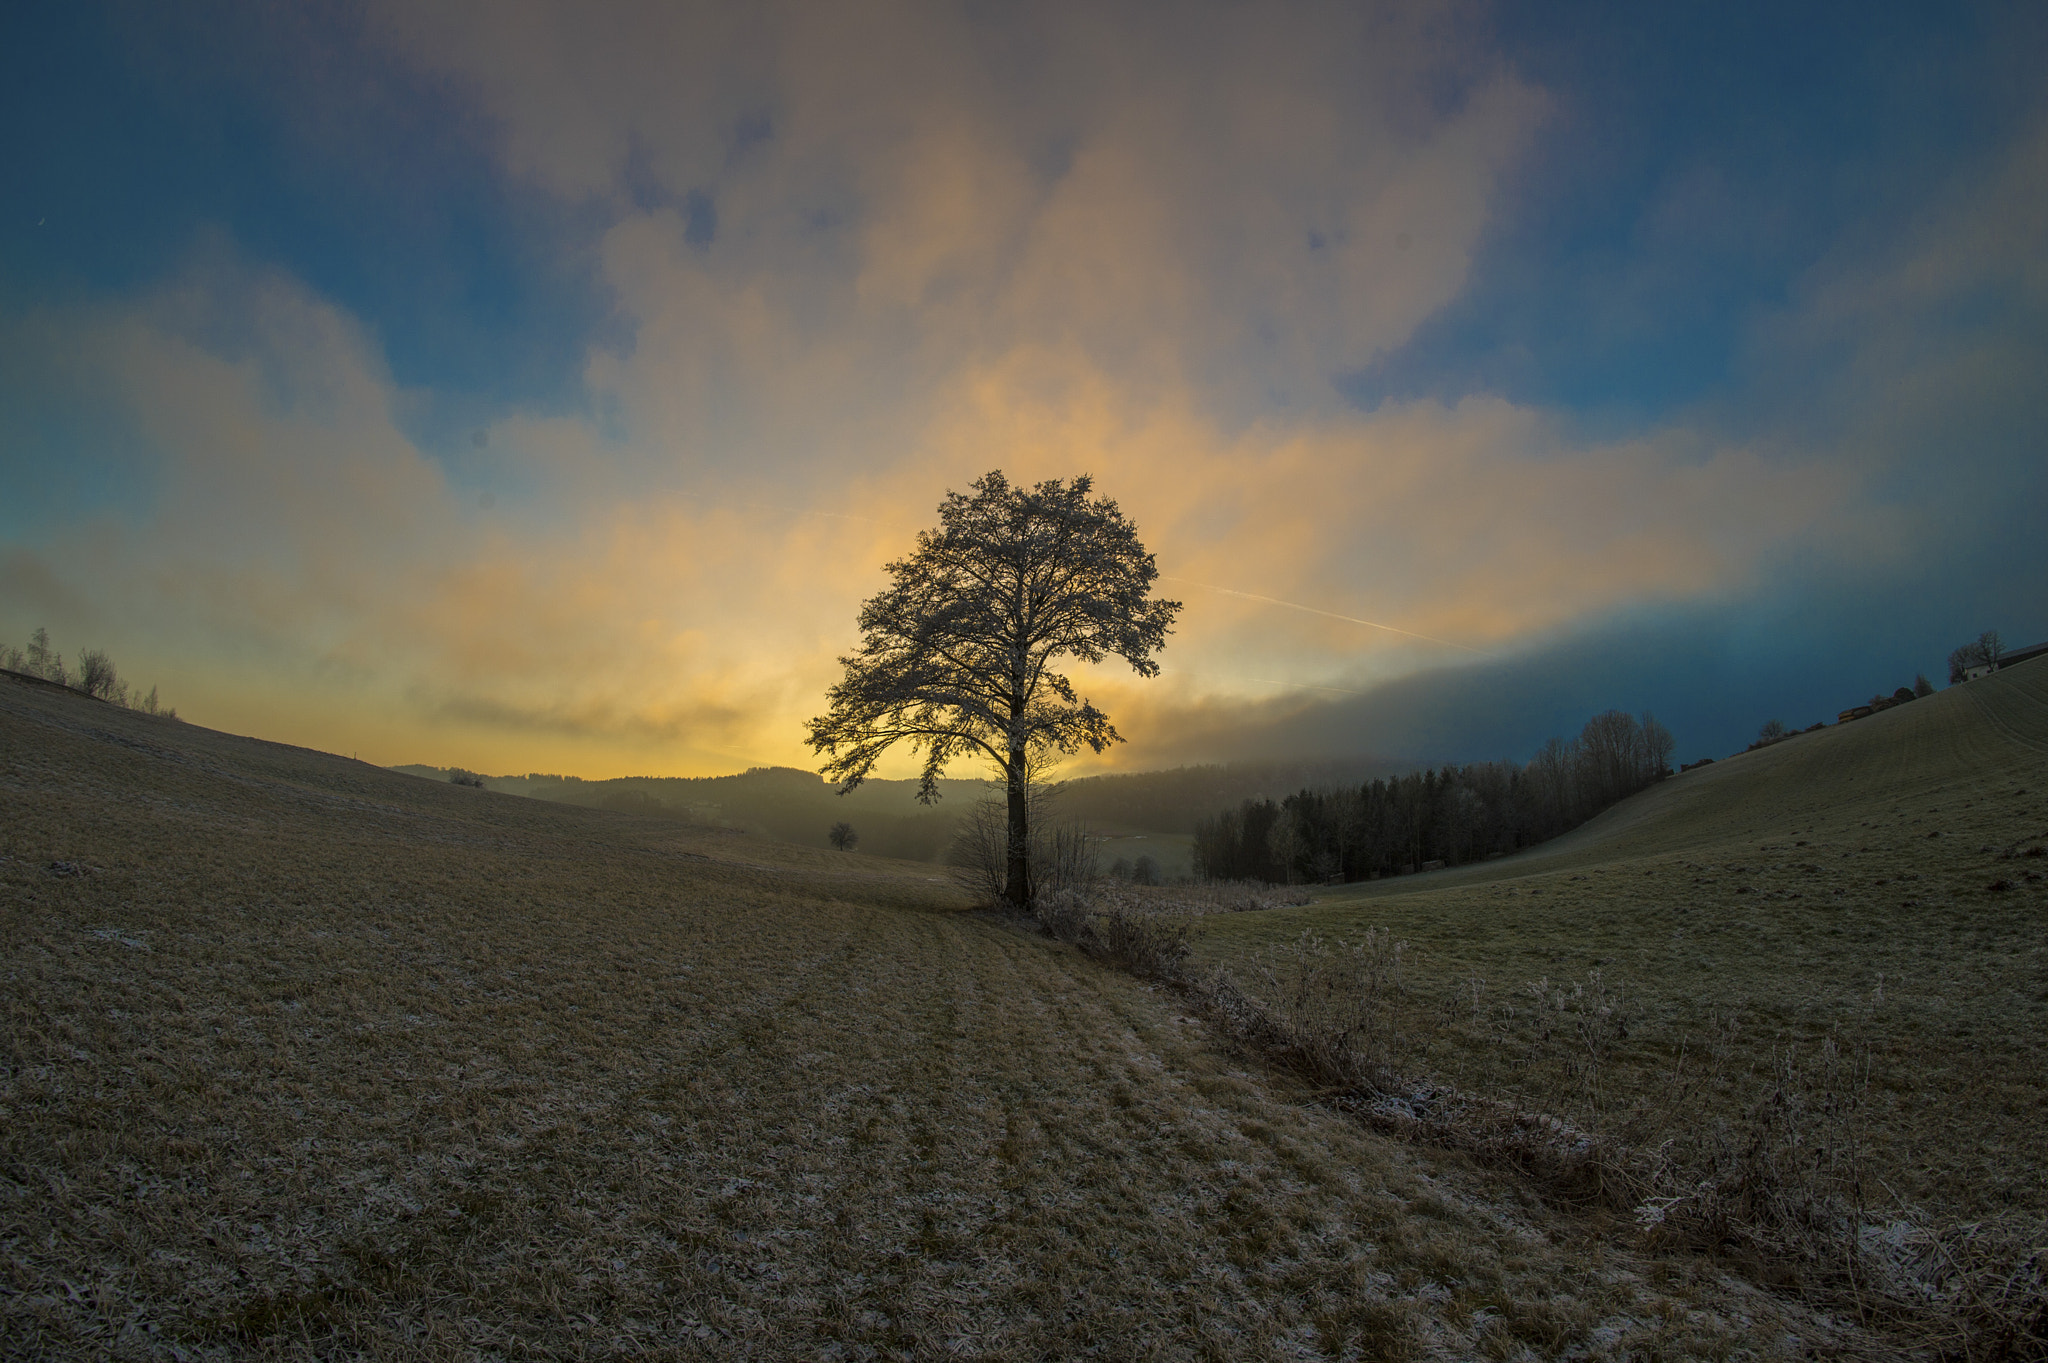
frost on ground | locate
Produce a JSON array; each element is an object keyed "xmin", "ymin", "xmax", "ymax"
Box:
[{"xmin": 3, "ymin": 677, "xmax": 1859, "ymax": 1359}]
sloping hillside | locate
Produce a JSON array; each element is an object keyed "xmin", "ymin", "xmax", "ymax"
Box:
[
  {"xmin": 1327, "ymin": 654, "xmax": 2048, "ymax": 891},
  {"xmin": 1, "ymin": 675, "xmax": 1845, "ymax": 1359},
  {"xmin": 1194, "ymin": 658, "xmax": 2048, "ymax": 1224}
]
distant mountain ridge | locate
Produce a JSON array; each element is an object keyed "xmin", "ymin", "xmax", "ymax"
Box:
[{"xmin": 390, "ymin": 753, "xmax": 1417, "ymax": 859}]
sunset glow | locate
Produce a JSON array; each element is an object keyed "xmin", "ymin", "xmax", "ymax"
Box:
[{"xmin": 4, "ymin": 2, "xmax": 2043, "ymax": 777}]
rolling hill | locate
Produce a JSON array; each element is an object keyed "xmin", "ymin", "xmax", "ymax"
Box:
[
  {"xmin": 0, "ymin": 670, "xmax": 1861, "ymax": 1359},
  {"xmin": 1193, "ymin": 657, "xmax": 2048, "ymax": 1227}
]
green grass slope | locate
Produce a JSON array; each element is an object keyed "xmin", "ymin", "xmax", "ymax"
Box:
[
  {"xmin": 1193, "ymin": 658, "xmax": 2048, "ymax": 1224},
  {"xmin": 1, "ymin": 675, "xmax": 1851, "ymax": 1359}
]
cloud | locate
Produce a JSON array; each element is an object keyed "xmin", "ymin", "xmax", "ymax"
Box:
[
  {"xmin": 4, "ymin": 3, "xmax": 2041, "ymax": 778},
  {"xmin": 0, "ymin": 257, "xmax": 888, "ymax": 771},
  {"xmin": 373, "ymin": 1, "xmax": 1543, "ymax": 407}
]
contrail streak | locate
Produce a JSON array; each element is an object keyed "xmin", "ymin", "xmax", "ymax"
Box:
[
  {"xmin": 1159, "ymin": 668, "xmax": 1375, "ymax": 698},
  {"xmin": 1160, "ymin": 576, "xmax": 1496, "ymax": 658}
]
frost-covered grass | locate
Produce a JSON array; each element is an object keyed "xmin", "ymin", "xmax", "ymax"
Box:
[
  {"xmin": 3, "ymin": 675, "xmax": 1862, "ymax": 1359},
  {"xmin": 1194, "ymin": 660, "xmax": 2048, "ymax": 1230},
  {"xmin": 1184, "ymin": 662, "xmax": 2048, "ymax": 1355}
]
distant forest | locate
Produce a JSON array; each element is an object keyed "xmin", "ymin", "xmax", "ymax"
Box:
[
  {"xmin": 393, "ymin": 755, "xmax": 1414, "ymax": 862},
  {"xmin": 398, "ymin": 715, "xmax": 1674, "ymax": 879},
  {"xmin": 1192, "ymin": 710, "xmax": 1675, "ymax": 884}
]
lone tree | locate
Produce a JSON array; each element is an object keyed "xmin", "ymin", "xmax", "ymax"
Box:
[
  {"xmin": 807, "ymin": 471, "xmax": 1179, "ymax": 907},
  {"xmin": 828, "ymin": 821, "xmax": 858, "ymax": 852}
]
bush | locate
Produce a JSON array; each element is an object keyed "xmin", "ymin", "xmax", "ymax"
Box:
[
  {"xmin": 447, "ymin": 768, "xmax": 487, "ymax": 788},
  {"xmin": 945, "ymin": 797, "xmax": 1010, "ymax": 903},
  {"xmin": 1089, "ymin": 899, "xmax": 1190, "ymax": 980},
  {"xmin": 1032, "ymin": 888, "xmax": 1092, "ymax": 945},
  {"xmin": 1228, "ymin": 930, "xmax": 1407, "ymax": 1088},
  {"xmin": 76, "ymin": 648, "xmax": 122, "ymax": 701},
  {"xmin": 945, "ymin": 787, "xmax": 1097, "ymax": 907},
  {"xmin": 1036, "ymin": 817, "xmax": 1097, "ymax": 901}
]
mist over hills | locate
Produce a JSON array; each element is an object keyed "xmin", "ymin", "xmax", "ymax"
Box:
[{"xmin": 390, "ymin": 755, "xmax": 1416, "ymax": 860}]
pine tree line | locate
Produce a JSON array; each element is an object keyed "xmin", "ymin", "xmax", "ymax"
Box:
[{"xmin": 1192, "ymin": 709, "xmax": 1673, "ymax": 884}]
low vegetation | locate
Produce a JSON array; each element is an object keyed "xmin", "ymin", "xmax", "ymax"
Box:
[
  {"xmin": 6, "ymin": 669, "xmax": 1881, "ymax": 1359},
  {"xmin": 1, "ymin": 627, "xmax": 174, "ymax": 718},
  {"xmin": 9, "ymin": 648, "xmax": 2043, "ymax": 1357},
  {"xmin": 1108, "ymin": 658, "xmax": 2048, "ymax": 1359}
]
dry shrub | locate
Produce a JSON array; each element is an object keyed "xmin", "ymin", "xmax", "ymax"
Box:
[
  {"xmin": 1030, "ymin": 884, "xmax": 1193, "ymax": 980},
  {"xmin": 1628, "ymin": 1035, "xmax": 1871, "ymax": 1249},
  {"xmin": 1882, "ymin": 1216, "xmax": 2047, "ymax": 1360},
  {"xmin": 1037, "ymin": 816, "xmax": 1099, "ymax": 901},
  {"xmin": 1227, "ymin": 930, "xmax": 1407, "ymax": 1088},
  {"xmin": 1417, "ymin": 991, "xmax": 2042, "ymax": 1354},
  {"xmin": 947, "ymin": 789, "xmax": 1098, "ymax": 906},
  {"xmin": 1624, "ymin": 1041, "xmax": 2048, "ymax": 1359},
  {"xmin": 1078, "ymin": 916, "xmax": 2047, "ymax": 1359},
  {"xmin": 946, "ymin": 794, "xmax": 1010, "ymax": 903},
  {"xmin": 1088, "ymin": 900, "xmax": 1192, "ymax": 981},
  {"xmin": 1521, "ymin": 972, "xmax": 1633, "ymax": 1115},
  {"xmin": 1033, "ymin": 887, "xmax": 1092, "ymax": 944}
]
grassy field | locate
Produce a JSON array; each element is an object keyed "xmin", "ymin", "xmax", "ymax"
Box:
[
  {"xmin": 1191, "ymin": 658, "xmax": 2048, "ymax": 1235},
  {"xmin": 0, "ymin": 672, "xmax": 1886, "ymax": 1359}
]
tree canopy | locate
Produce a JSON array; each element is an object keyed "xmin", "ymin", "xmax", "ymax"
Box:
[{"xmin": 806, "ymin": 471, "xmax": 1179, "ymax": 904}]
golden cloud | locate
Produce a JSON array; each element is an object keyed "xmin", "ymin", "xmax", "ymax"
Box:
[{"xmin": 15, "ymin": 2, "xmax": 2006, "ymax": 779}]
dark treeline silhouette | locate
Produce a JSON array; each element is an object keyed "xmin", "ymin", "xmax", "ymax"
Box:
[
  {"xmin": 1053, "ymin": 756, "xmax": 1408, "ymax": 833},
  {"xmin": 1193, "ymin": 710, "xmax": 1674, "ymax": 884}
]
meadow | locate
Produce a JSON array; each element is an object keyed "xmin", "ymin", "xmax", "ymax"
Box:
[
  {"xmin": 2, "ymin": 663, "xmax": 2042, "ymax": 1358},
  {"xmin": 1179, "ymin": 660, "xmax": 2048, "ymax": 1351}
]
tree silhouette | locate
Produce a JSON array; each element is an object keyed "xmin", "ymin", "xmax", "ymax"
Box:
[
  {"xmin": 1948, "ymin": 629, "xmax": 2005, "ymax": 683},
  {"xmin": 807, "ymin": 472, "xmax": 1179, "ymax": 907}
]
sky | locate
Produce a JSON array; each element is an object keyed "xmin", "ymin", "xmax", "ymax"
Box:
[{"xmin": 3, "ymin": 0, "xmax": 2044, "ymax": 780}]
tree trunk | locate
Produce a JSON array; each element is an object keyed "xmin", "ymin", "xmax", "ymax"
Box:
[{"xmin": 1003, "ymin": 753, "xmax": 1032, "ymax": 908}]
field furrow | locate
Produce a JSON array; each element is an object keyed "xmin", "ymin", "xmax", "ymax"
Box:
[{"xmin": 0, "ymin": 677, "xmax": 1849, "ymax": 1359}]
